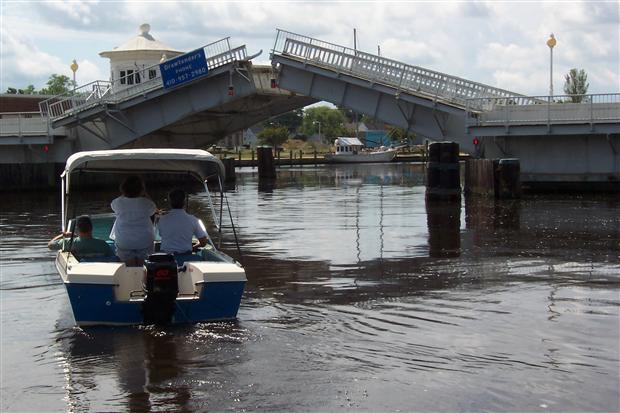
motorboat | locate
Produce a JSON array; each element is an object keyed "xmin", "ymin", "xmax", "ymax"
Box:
[
  {"xmin": 324, "ymin": 137, "xmax": 397, "ymax": 163},
  {"xmin": 54, "ymin": 149, "xmax": 246, "ymax": 326}
]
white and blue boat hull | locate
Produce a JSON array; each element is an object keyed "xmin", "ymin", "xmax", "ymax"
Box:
[{"xmin": 56, "ymin": 252, "xmax": 246, "ymax": 326}]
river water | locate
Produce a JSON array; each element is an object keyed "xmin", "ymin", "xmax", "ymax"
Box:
[{"xmin": 1, "ymin": 163, "xmax": 619, "ymax": 412}]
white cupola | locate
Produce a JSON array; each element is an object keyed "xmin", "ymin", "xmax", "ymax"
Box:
[{"xmin": 99, "ymin": 24, "xmax": 184, "ymax": 90}]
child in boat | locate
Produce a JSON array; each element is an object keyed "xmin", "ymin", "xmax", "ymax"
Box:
[
  {"xmin": 110, "ymin": 175, "xmax": 157, "ymax": 266},
  {"xmin": 157, "ymin": 188, "xmax": 208, "ymax": 254},
  {"xmin": 48, "ymin": 215, "xmax": 112, "ymax": 257}
]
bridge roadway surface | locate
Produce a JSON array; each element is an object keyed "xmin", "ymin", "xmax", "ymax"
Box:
[{"xmin": 1, "ymin": 30, "xmax": 619, "ymax": 188}]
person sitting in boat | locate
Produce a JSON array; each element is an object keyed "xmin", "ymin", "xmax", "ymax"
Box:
[
  {"xmin": 109, "ymin": 175, "xmax": 158, "ymax": 266},
  {"xmin": 157, "ymin": 188, "xmax": 208, "ymax": 254},
  {"xmin": 48, "ymin": 215, "xmax": 113, "ymax": 257}
]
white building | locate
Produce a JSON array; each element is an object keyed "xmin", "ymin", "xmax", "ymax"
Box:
[{"xmin": 99, "ymin": 24, "xmax": 183, "ymax": 92}]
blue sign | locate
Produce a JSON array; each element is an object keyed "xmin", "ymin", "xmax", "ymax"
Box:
[{"xmin": 160, "ymin": 48, "xmax": 209, "ymax": 89}]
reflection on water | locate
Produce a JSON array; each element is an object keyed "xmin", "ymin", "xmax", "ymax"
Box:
[{"xmin": 1, "ymin": 163, "xmax": 619, "ymax": 412}]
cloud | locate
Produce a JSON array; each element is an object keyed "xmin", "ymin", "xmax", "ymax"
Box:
[
  {"xmin": 459, "ymin": 1, "xmax": 492, "ymax": 18},
  {"xmin": 0, "ymin": 28, "xmax": 67, "ymax": 90}
]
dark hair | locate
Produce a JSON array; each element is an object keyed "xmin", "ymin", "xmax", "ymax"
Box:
[
  {"xmin": 168, "ymin": 189, "xmax": 186, "ymax": 209},
  {"xmin": 120, "ymin": 175, "xmax": 144, "ymax": 198},
  {"xmin": 76, "ymin": 215, "xmax": 93, "ymax": 233}
]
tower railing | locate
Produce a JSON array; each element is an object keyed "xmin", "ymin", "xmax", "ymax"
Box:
[
  {"xmin": 40, "ymin": 37, "xmax": 248, "ymax": 123},
  {"xmin": 271, "ymin": 29, "xmax": 521, "ymax": 111}
]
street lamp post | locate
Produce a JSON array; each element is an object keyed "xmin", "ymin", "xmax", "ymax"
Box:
[
  {"xmin": 70, "ymin": 59, "xmax": 79, "ymax": 92},
  {"xmin": 313, "ymin": 120, "xmax": 321, "ymax": 143},
  {"xmin": 546, "ymin": 34, "xmax": 556, "ymax": 98}
]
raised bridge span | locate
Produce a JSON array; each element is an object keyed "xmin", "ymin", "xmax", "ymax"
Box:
[{"xmin": 1, "ymin": 30, "xmax": 619, "ymax": 189}]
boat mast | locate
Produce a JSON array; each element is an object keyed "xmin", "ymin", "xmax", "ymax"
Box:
[{"xmin": 353, "ymin": 28, "xmax": 360, "ymax": 140}]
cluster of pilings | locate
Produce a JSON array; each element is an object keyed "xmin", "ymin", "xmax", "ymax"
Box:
[
  {"xmin": 425, "ymin": 141, "xmax": 521, "ymax": 201},
  {"xmin": 424, "ymin": 141, "xmax": 521, "ymax": 258}
]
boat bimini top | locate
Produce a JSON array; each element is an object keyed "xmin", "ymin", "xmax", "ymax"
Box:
[
  {"xmin": 62, "ymin": 148, "xmax": 225, "ymax": 189},
  {"xmin": 60, "ymin": 148, "xmax": 225, "ymax": 230}
]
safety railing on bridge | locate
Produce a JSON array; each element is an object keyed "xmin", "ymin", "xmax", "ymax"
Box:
[
  {"xmin": 465, "ymin": 93, "xmax": 620, "ymax": 128},
  {"xmin": 40, "ymin": 37, "xmax": 248, "ymax": 123},
  {"xmin": 271, "ymin": 29, "xmax": 521, "ymax": 111},
  {"xmin": 0, "ymin": 112, "xmax": 49, "ymax": 136}
]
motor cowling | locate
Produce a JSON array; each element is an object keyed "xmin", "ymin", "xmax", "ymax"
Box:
[{"xmin": 142, "ymin": 253, "xmax": 179, "ymax": 325}]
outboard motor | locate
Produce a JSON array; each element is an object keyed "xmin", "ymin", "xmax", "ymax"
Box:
[{"xmin": 142, "ymin": 253, "xmax": 179, "ymax": 325}]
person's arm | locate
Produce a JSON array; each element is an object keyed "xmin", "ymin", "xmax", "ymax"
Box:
[
  {"xmin": 192, "ymin": 217, "xmax": 209, "ymax": 251},
  {"xmin": 192, "ymin": 237, "xmax": 208, "ymax": 252},
  {"xmin": 48, "ymin": 232, "xmax": 70, "ymax": 250}
]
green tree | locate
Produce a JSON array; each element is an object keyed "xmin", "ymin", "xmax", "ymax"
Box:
[
  {"xmin": 257, "ymin": 126, "xmax": 289, "ymax": 149},
  {"xmin": 300, "ymin": 106, "xmax": 346, "ymax": 142},
  {"xmin": 563, "ymin": 68, "xmax": 589, "ymax": 103},
  {"xmin": 6, "ymin": 84, "xmax": 37, "ymax": 94},
  {"xmin": 39, "ymin": 74, "xmax": 76, "ymax": 95},
  {"xmin": 265, "ymin": 109, "xmax": 304, "ymax": 135}
]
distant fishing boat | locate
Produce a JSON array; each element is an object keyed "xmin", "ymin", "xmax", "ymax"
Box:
[{"xmin": 324, "ymin": 137, "xmax": 397, "ymax": 163}]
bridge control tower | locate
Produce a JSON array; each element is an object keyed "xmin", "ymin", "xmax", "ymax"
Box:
[{"xmin": 99, "ymin": 24, "xmax": 184, "ymax": 94}]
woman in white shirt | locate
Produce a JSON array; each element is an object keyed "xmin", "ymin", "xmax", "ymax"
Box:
[{"xmin": 110, "ymin": 176, "xmax": 157, "ymax": 266}]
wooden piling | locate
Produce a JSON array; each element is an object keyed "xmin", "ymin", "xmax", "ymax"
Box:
[
  {"xmin": 465, "ymin": 159, "xmax": 495, "ymax": 196},
  {"xmin": 426, "ymin": 198, "xmax": 461, "ymax": 257},
  {"xmin": 496, "ymin": 158, "xmax": 521, "ymax": 199},
  {"xmin": 426, "ymin": 142, "xmax": 461, "ymax": 201},
  {"xmin": 465, "ymin": 158, "xmax": 521, "ymax": 198},
  {"xmin": 222, "ymin": 157, "xmax": 236, "ymax": 183},
  {"xmin": 257, "ymin": 146, "xmax": 276, "ymax": 179}
]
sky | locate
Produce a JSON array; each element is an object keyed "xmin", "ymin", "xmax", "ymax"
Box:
[{"xmin": 1, "ymin": 0, "xmax": 618, "ymax": 97}]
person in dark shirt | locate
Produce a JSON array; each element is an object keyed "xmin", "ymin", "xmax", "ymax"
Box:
[{"xmin": 48, "ymin": 215, "xmax": 113, "ymax": 257}]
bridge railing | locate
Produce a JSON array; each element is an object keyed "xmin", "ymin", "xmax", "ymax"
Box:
[
  {"xmin": 40, "ymin": 37, "xmax": 248, "ymax": 123},
  {"xmin": 0, "ymin": 112, "xmax": 49, "ymax": 136},
  {"xmin": 465, "ymin": 93, "xmax": 620, "ymax": 127},
  {"xmin": 271, "ymin": 29, "xmax": 520, "ymax": 110}
]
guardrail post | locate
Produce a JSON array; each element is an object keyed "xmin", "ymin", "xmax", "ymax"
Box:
[{"xmin": 590, "ymin": 97, "xmax": 594, "ymax": 131}]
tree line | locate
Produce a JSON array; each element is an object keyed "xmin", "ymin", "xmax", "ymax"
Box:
[
  {"xmin": 5, "ymin": 74, "xmax": 77, "ymax": 96},
  {"xmin": 256, "ymin": 106, "xmax": 417, "ymax": 149}
]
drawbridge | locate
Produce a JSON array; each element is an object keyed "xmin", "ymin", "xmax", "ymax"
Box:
[
  {"xmin": 2, "ymin": 29, "xmax": 618, "ymax": 188},
  {"xmin": 270, "ymin": 29, "xmax": 526, "ymax": 151},
  {"xmin": 35, "ymin": 37, "xmax": 314, "ymax": 156}
]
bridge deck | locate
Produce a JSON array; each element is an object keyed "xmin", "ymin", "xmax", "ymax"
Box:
[
  {"xmin": 271, "ymin": 29, "xmax": 523, "ymax": 111},
  {"xmin": 40, "ymin": 37, "xmax": 248, "ymax": 126}
]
